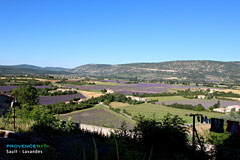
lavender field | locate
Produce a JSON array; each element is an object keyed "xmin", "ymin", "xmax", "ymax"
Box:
[
  {"xmin": 0, "ymin": 85, "xmax": 53, "ymax": 92},
  {"xmin": 0, "ymin": 86, "xmax": 19, "ymax": 92},
  {"xmin": 39, "ymin": 94, "xmax": 86, "ymax": 105},
  {"xmin": 156, "ymin": 99, "xmax": 240, "ymax": 109},
  {"xmin": 65, "ymin": 83, "xmax": 210, "ymax": 95},
  {"xmin": 60, "ymin": 107, "xmax": 135, "ymax": 129}
]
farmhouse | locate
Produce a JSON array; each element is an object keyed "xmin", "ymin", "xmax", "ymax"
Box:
[
  {"xmin": 213, "ymin": 105, "xmax": 240, "ymax": 113},
  {"xmin": 213, "ymin": 108, "xmax": 226, "ymax": 113},
  {"xmin": 106, "ymin": 89, "xmax": 114, "ymax": 94},
  {"xmin": 226, "ymin": 105, "xmax": 240, "ymax": 112},
  {"xmin": 126, "ymin": 96, "xmax": 146, "ymax": 101},
  {"xmin": 65, "ymin": 98, "xmax": 87, "ymax": 104},
  {"xmin": 197, "ymin": 95, "xmax": 206, "ymax": 99}
]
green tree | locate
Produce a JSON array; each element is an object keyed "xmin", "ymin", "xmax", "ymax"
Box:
[
  {"xmin": 12, "ymin": 85, "xmax": 39, "ymax": 105},
  {"xmin": 193, "ymin": 104, "xmax": 205, "ymax": 111}
]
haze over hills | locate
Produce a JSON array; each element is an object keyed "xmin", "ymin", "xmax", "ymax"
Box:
[
  {"xmin": 0, "ymin": 64, "xmax": 70, "ymax": 76},
  {"xmin": 1, "ymin": 61, "xmax": 240, "ymax": 81}
]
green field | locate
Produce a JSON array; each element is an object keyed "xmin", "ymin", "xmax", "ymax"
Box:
[
  {"xmin": 145, "ymin": 96, "xmax": 189, "ymax": 101},
  {"xmin": 121, "ymin": 103, "xmax": 223, "ymax": 124}
]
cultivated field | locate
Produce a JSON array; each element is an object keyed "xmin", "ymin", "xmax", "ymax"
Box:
[
  {"xmin": 157, "ymin": 99, "xmax": 240, "ymax": 109},
  {"xmin": 60, "ymin": 106, "xmax": 135, "ymax": 129},
  {"xmin": 77, "ymin": 90, "xmax": 104, "ymax": 98},
  {"xmin": 109, "ymin": 102, "xmax": 130, "ymax": 108},
  {"xmin": 39, "ymin": 94, "xmax": 86, "ymax": 105},
  {"xmin": 146, "ymin": 96, "xmax": 189, "ymax": 101},
  {"xmin": 0, "ymin": 85, "xmax": 53, "ymax": 92},
  {"xmin": 121, "ymin": 103, "xmax": 223, "ymax": 124},
  {"xmin": 93, "ymin": 81, "xmax": 126, "ymax": 86},
  {"xmin": 64, "ymin": 83, "xmax": 200, "ymax": 95},
  {"xmin": 219, "ymin": 89, "xmax": 240, "ymax": 95}
]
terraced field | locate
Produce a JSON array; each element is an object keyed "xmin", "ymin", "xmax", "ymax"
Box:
[
  {"xmin": 121, "ymin": 103, "xmax": 223, "ymax": 124},
  {"xmin": 60, "ymin": 106, "xmax": 135, "ymax": 129}
]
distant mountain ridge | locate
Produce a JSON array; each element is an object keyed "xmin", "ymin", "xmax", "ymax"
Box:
[
  {"xmin": 1, "ymin": 61, "xmax": 240, "ymax": 81},
  {"xmin": 0, "ymin": 64, "xmax": 70, "ymax": 76},
  {"xmin": 71, "ymin": 60, "xmax": 240, "ymax": 81},
  {"xmin": 12, "ymin": 64, "xmax": 69, "ymax": 71}
]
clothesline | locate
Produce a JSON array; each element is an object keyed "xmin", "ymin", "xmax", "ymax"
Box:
[{"xmin": 186, "ymin": 113, "xmax": 240, "ymax": 139}]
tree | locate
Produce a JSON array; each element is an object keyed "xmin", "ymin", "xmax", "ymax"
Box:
[
  {"xmin": 193, "ymin": 104, "xmax": 205, "ymax": 111},
  {"xmin": 12, "ymin": 85, "xmax": 39, "ymax": 105},
  {"xmin": 101, "ymin": 89, "xmax": 107, "ymax": 93}
]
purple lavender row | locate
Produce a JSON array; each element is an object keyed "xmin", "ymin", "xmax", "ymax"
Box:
[
  {"xmin": 64, "ymin": 84, "xmax": 174, "ymax": 94},
  {"xmin": 0, "ymin": 85, "xmax": 53, "ymax": 92},
  {"xmin": 39, "ymin": 94, "xmax": 86, "ymax": 105},
  {"xmin": 0, "ymin": 86, "xmax": 19, "ymax": 92}
]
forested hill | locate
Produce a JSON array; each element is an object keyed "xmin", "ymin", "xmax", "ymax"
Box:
[
  {"xmin": 0, "ymin": 64, "xmax": 70, "ymax": 76},
  {"xmin": 72, "ymin": 61, "xmax": 240, "ymax": 81},
  {"xmin": 1, "ymin": 61, "xmax": 240, "ymax": 81}
]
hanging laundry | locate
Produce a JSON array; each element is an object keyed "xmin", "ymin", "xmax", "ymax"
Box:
[
  {"xmin": 230, "ymin": 122, "xmax": 239, "ymax": 135},
  {"xmin": 204, "ymin": 116, "xmax": 208, "ymax": 124},
  {"xmin": 197, "ymin": 116, "xmax": 200, "ymax": 123},
  {"xmin": 201, "ymin": 115, "xmax": 204, "ymax": 123},
  {"xmin": 226, "ymin": 120, "xmax": 234, "ymax": 132},
  {"xmin": 210, "ymin": 118, "xmax": 224, "ymax": 133},
  {"xmin": 238, "ymin": 125, "xmax": 240, "ymax": 140},
  {"xmin": 209, "ymin": 118, "xmax": 211, "ymax": 124}
]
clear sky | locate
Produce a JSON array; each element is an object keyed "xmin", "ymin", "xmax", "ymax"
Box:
[{"xmin": 0, "ymin": 0, "xmax": 239, "ymax": 68}]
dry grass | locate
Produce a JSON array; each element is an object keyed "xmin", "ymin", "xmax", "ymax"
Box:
[
  {"xmin": 222, "ymin": 97, "xmax": 240, "ymax": 101},
  {"xmin": 78, "ymin": 90, "xmax": 103, "ymax": 98},
  {"xmin": 223, "ymin": 89, "xmax": 240, "ymax": 94},
  {"xmin": 188, "ymin": 124, "xmax": 211, "ymax": 137},
  {"xmin": 48, "ymin": 88, "xmax": 73, "ymax": 93},
  {"xmin": 35, "ymin": 78, "xmax": 60, "ymax": 83},
  {"xmin": 213, "ymin": 89, "xmax": 240, "ymax": 94},
  {"xmin": 164, "ymin": 77, "xmax": 178, "ymax": 80},
  {"xmin": 109, "ymin": 102, "xmax": 130, "ymax": 108}
]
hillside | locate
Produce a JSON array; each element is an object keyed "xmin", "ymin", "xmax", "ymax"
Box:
[
  {"xmin": 0, "ymin": 64, "xmax": 70, "ymax": 76},
  {"xmin": 1, "ymin": 61, "xmax": 240, "ymax": 81},
  {"xmin": 72, "ymin": 60, "xmax": 240, "ymax": 81}
]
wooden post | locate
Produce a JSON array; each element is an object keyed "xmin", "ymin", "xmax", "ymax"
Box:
[
  {"xmin": 192, "ymin": 114, "xmax": 195, "ymax": 151},
  {"xmin": 189, "ymin": 113, "xmax": 204, "ymax": 153},
  {"xmin": 13, "ymin": 102, "xmax": 15, "ymax": 131}
]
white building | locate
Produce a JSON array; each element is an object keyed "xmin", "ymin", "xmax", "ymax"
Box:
[
  {"xmin": 197, "ymin": 95, "xmax": 206, "ymax": 99},
  {"xmin": 126, "ymin": 96, "xmax": 146, "ymax": 101},
  {"xmin": 106, "ymin": 89, "xmax": 115, "ymax": 94},
  {"xmin": 213, "ymin": 105, "xmax": 240, "ymax": 113}
]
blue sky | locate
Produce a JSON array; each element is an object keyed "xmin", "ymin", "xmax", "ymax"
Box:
[{"xmin": 0, "ymin": 0, "xmax": 239, "ymax": 68}]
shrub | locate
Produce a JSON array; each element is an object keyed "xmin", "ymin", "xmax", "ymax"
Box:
[{"xmin": 193, "ymin": 104, "xmax": 205, "ymax": 111}]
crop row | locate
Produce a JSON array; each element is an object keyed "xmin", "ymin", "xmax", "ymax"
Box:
[
  {"xmin": 64, "ymin": 83, "xmax": 209, "ymax": 95},
  {"xmin": 0, "ymin": 85, "xmax": 53, "ymax": 92},
  {"xmin": 39, "ymin": 94, "xmax": 86, "ymax": 105}
]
